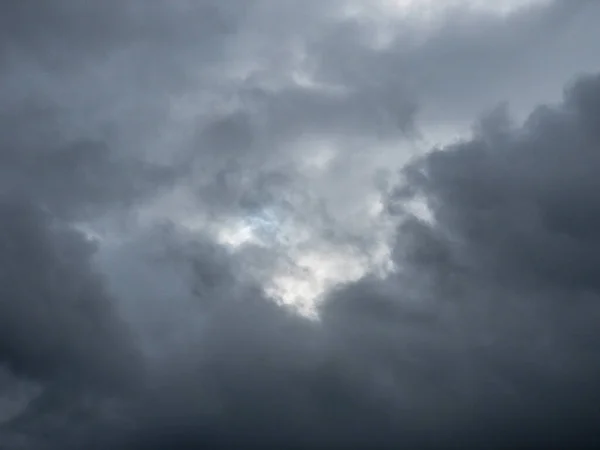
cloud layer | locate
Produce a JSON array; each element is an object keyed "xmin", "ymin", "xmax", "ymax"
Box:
[{"xmin": 1, "ymin": 0, "xmax": 600, "ymax": 448}]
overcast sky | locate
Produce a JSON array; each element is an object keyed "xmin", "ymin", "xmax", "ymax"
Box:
[{"xmin": 1, "ymin": 0, "xmax": 600, "ymax": 448}]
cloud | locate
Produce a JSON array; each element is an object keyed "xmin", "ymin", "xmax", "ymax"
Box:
[
  {"xmin": 88, "ymin": 72, "xmax": 600, "ymax": 449},
  {"xmin": 145, "ymin": 76, "xmax": 600, "ymax": 448},
  {"xmin": 0, "ymin": 197, "xmax": 142, "ymax": 448},
  {"xmin": 380, "ymin": 71, "xmax": 600, "ymax": 445},
  {"xmin": 1, "ymin": 0, "xmax": 600, "ymax": 448}
]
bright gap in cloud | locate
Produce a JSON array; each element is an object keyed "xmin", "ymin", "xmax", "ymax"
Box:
[
  {"xmin": 212, "ymin": 196, "xmax": 395, "ymax": 316},
  {"xmin": 209, "ymin": 133, "xmax": 449, "ymax": 313}
]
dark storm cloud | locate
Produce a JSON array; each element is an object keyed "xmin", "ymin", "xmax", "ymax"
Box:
[
  {"xmin": 2, "ymin": 0, "xmax": 600, "ymax": 449},
  {"xmin": 154, "ymin": 75, "xmax": 600, "ymax": 447},
  {"xmin": 0, "ymin": 198, "xmax": 143, "ymax": 448},
  {"xmin": 0, "ymin": 198, "xmax": 138, "ymax": 384},
  {"xmin": 86, "ymin": 72, "xmax": 600, "ymax": 449},
  {"xmin": 379, "ymin": 72, "xmax": 600, "ymax": 445},
  {"xmin": 393, "ymin": 73, "xmax": 600, "ymax": 292}
]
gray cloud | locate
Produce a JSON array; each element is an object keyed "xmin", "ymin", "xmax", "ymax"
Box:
[
  {"xmin": 0, "ymin": 197, "xmax": 139, "ymax": 384},
  {"xmin": 2, "ymin": 0, "xmax": 600, "ymax": 448},
  {"xmin": 79, "ymin": 72, "xmax": 600, "ymax": 449},
  {"xmin": 0, "ymin": 0, "xmax": 241, "ymax": 68},
  {"xmin": 0, "ymin": 198, "xmax": 142, "ymax": 448},
  {"xmin": 120, "ymin": 73, "xmax": 600, "ymax": 448},
  {"xmin": 381, "ymin": 71, "xmax": 600, "ymax": 445},
  {"xmin": 309, "ymin": 0, "xmax": 600, "ymax": 126}
]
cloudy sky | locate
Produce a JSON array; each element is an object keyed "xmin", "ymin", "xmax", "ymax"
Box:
[{"xmin": 1, "ymin": 0, "xmax": 600, "ymax": 448}]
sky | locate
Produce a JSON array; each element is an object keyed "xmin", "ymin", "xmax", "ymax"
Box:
[{"xmin": 1, "ymin": 0, "xmax": 600, "ymax": 448}]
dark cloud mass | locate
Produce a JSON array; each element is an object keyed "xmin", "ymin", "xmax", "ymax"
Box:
[{"xmin": 1, "ymin": 0, "xmax": 600, "ymax": 448}]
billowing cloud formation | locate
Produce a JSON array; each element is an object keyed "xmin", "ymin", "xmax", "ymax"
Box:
[
  {"xmin": 0, "ymin": 198, "xmax": 143, "ymax": 448},
  {"xmin": 1, "ymin": 0, "xmax": 600, "ymax": 448},
  {"xmin": 117, "ymin": 71, "xmax": 600, "ymax": 449}
]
